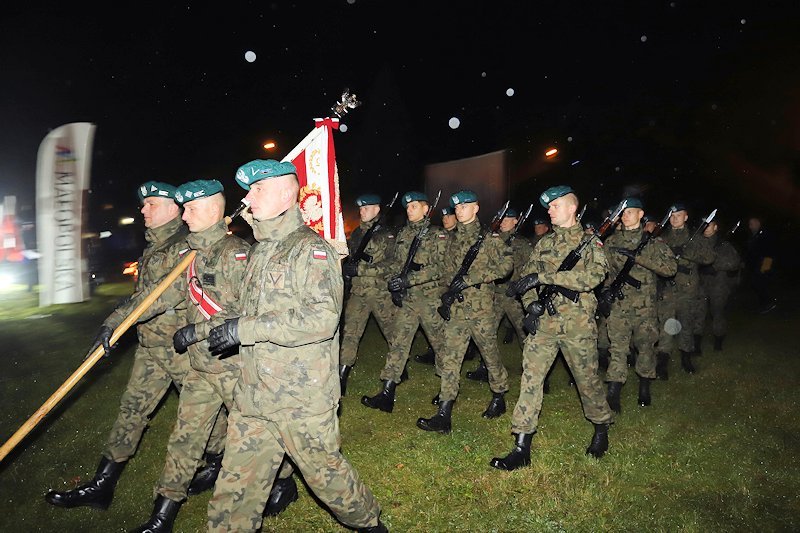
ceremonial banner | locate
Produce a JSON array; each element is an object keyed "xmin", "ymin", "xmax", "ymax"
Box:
[
  {"xmin": 282, "ymin": 118, "xmax": 348, "ymax": 256},
  {"xmin": 35, "ymin": 122, "xmax": 96, "ymax": 306}
]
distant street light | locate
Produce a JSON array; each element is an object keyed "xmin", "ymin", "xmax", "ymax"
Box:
[
  {"xmin": 545, "ymin": 148, "xmax": 558, "ymax": 158},
  {"xmin": 263, "ymin": 141, "xmax": 276, "ymax": 150},
  {"xmin": 119, "ymin": 217, "xmax": 135, "ymax": 226}
]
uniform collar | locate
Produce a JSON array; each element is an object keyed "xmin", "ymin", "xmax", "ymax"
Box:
[
  {"xmin": 187, "ymin": 219, "xmax": 228, "ymax": 251},
  {"xmin": 251, "ymin": 204, "xmax": 305, "ymax": 242},
  {"xmin": 145, "ymin": 215, "xmax": 183, "ymax": 244}
]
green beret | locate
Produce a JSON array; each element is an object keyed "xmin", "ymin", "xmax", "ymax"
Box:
[
  {"xmin": 583, "ymin": 220, "xmax": 598, "ymax": 230},
  {"xmin": 503, "ymin": 207, "xmax": 519, "ymax": 218},
  {"xmin": 235, "ymin": 159, "xmax": 297, "ymax": 190},
  {"xmin": 401, "ymin": 191, "xmax": 428, "ymax": 208},
  {"xmin": 532, "ymin": 217, "xmax": 548, "ymax": 225},
  {"xmin": 624, "ymin": 197, "xmax": 644, "ymax": 210},
  {"xmin": 671, "ymin": 201, "xmax": 687, "ymax": 213},
  {"xmin": 174, "ymin": 179, "xmax": 224, "ymax": 204},
  {"xmin": 441, "ymin": 206, "xmax": 455, "ymax": 216},
  {"xmin": 355, "ymin": 194, "xmax": 381, "ymax": 207},
  {"xmin": 450, "ymin": 189, "xmax": 478, "ymax": 207},
  {"xmin": 539, "ymin": 185, "xmax": 574, "ymax": 208},
  {"xmin": 137, "ymin": 181, "xmax": 177, "ymax": 202}
]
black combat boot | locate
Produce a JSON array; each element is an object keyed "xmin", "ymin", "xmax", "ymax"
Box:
[
  {"xmin": 400, "ymin": 362, "xmax": 409, "ymax": 382},
  {"xmin": 416, "ymin": 400, "xmax": 453, "ymax": 434},
  {"xmin": 414, "ymin": 347, "xmax": 435, "ymax": 365},
  {"xmin": 655, "ymin": 352, "xmax": 670, "ymax": 380},
  {"xmin": 466, "ymin": 359, "xmax": 489, "ymax": 382},
  {"xmin": 714, "ymin": 336, "xmax": 724, "ymax": 352},
  {"xmin": 482, "ymin": 392, "xmax": 506, "ymax": 419},
  {"xmin": 638, "ymin": 377, "xmax": 651, "ymax": 407},
  {"xmin": 187, "ymin": 451, "xmax": 223, "ymax": 496},
  {"xmin": 490, "ymin": 432, "xmax": 533, "ymax": 471},
  {"xmin": 502, "ymin": 327, "xmax": 515, "ymax": 345},
  {"xmin": 129, "ymin": 495, "xmax": 181, "ymax": 533},
  {"xmin": 45, "ymin": 456, "xmax": 125, "ymax": 510},
  {"xmin": 431, "ymin": 393, "xmax": 439, "ymax": 405},
  {"xmin": 361, "ymin": 380, "xmax": 396, "ymax": 413},
  {"xmin": 606, "ymin": 382, "xmax": 623, "ymax": 414},
  {"xmin": 357, "ymin": 520, "xmax": 388, "ymax": 533},
  {"xmin": 680, "ymin": 350, "xmax": 695, "ymax": 374},
  {"xmin": 264, "ymin": 475, "xmax": 298, "ymax": 517},
  {"xmin": 585, "ymin": 423, "xmax": 610, "ymax": 459},
  {"xmin": 693, "ymin": 334, "xmax": 703, "ymax": 355},
  {"xmin": 339, "ymin": 365, "xmax": 352, "ymax": 396},
  {"xmin": 598, "ymin": 348, "xmax": 610, "ymax": 372}
]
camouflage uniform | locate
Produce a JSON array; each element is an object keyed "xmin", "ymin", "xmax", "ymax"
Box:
[
  {"xmin": 208, "ymin": 206, "xmax": 381, "ymax": 532},
  {"xmin": 438, "ymin": 220, "xmax": 513, "ymax": 401},
  {"xmin": 126, "ymin": 220, "xmax": 250, "ymax": 502},
  {"xmin": 659, "ymin": 226, "xmax": 715, "ymax": 353},
  {"xmin": 379, "ymin": 219, "xmax": 450, "ymax": 383},
  {"xmin": 604, "ymin": 226, "xmax": 677, "ymax": 382},
  {"xmin": 492, "ymin": 231, "xmax": 533, "ymax": 346},
  {"xmin": 340, "ymin": 218, "xmax": 397, "ymax": 367},
  {"xmin": 699, "ymin": 234, "xmax": 742, "ymax": 339},
  {"xmin": 100, "ymin": 216, "xmax": 225, "ymax": 462},
  {"xmin": 511, "ymin": 223, "xmax": 612, "ymax": 434}
]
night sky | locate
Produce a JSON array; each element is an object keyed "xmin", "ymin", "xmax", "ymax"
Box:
[{"xmin": 1, "ymin": 1, "xmax": 799, "ymax": 233}]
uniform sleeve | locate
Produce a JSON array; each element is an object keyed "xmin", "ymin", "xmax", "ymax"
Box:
[
  {"xmin": 714, "ymin": 242, "xmax": 743, "ymax": 272},
  {"xmin": 237, "ymin": 242, "xmax": 342, "ymax": 347},
  {"xmin": 358, "ymin": 230, "xmax": 395, "ymax": 279},
  {"xmin": 538, "ymin": 239, "xmax": 608, "ymax": 292},
  {"xmin": 103, "ymin": 275, "xmax": 185, "ymax": 330},
  {"xmin": 408, "ymin": 230, "xmax": 447, "ymax": 287},
  {"xmin": 464, "ymin": 235, "xmax": 512, "ymax": 286},
  {"xmin": 684, "ymin": 235, "xmax": 715, "ymax": 265},
  {"xmin": 636, "ymin": 239, "xmax": 678, "ymax": 278}
]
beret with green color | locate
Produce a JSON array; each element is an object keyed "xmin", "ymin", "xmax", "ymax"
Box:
[
  {"xmin": 503, "ymin": 207, "xmax": 519, "ymax": 218},
  {"xmin": 449, "ymin": 189, "xmax": 478, "ymax": 207},
  {"xmin": 235, "ymin": 159, "xmax": 297, "ymax": 190},
  {"xmin": 624, "ymin": 197, "xmax": 644, "ymax": 209},
  {"xmin": 401, "ymin": 191, "xmax": 428, "ymax": 208},
  {"xmin": 174, "ymin": 179, "xmax": 224, "ymax": 204},
  {"xmin": 441, "ymin": 206, "xmax": 455, "ymax": 216},
  {"xmin": 539, "ymin": 185, "xmax": 574, "ymax": 208},
  {"xmin": 356, "ymin": 194, "xmax": 381, "ymax": 207},
  {"xmin": 671, "ymin": 201, "xmax": 687, "ymax": 212},
  {"xmin": 137, "ymin": 181, "xmax": 177, "ymax": 202}
]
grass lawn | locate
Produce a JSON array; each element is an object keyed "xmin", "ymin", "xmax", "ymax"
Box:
[{"xmin": 0, "ymin": 279, "xmax": 798, "ymax": 532}]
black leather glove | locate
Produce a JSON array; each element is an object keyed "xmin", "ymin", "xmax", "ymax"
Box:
[
  {"xmin": 613, "ymin": 247, "xmax": 636, "ymax": 259},
  {"xmin": 87, "ymin": 325, "xmax": 114, "ymax": 358},
  {"xmin": 388, "ymin": 274, "xmax": 410, "ymax": 293},
  {"xmin": 342, "ymin": 261, "xmax": 359, "ymax": 279},
  {"xmin": 449, "ymin": 275, "xmax": 469, "ymax": 293},
  {"xmin": 173, "ymin": 324, "xmax": 197, "ymax": 353},
  {"xmin": 208, "ymin": 318, "xmax": 240, "ymax": 356},
  {"xmin": 506, "ymin": 273, "xmax": 541, "ymax": 297}
]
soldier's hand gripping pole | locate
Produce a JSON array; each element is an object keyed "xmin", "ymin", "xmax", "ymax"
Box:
[{"xmin": 0, "ymin": 201, "xmax": 251, "ymax": 464}]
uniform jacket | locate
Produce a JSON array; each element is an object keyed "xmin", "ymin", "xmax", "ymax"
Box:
[
  {"xmin": 388, "ymin": 218, "xmax": 449, "ymax": 298},
  {"xmin": 661, "ymin": 225, "xmax": 715, "ymax": 294},
  {"xmin": 347, "ymin": 218, "xmax": 396, "ymax": 295},
  {"xmin": 699, "ymin": 234, "xmax": 742, "ymax": 293}
]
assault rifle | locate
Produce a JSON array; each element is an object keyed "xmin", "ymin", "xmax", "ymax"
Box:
[
  {"xmin": 675, "ymin": 208, "xmax": 717, "ymax": 260},
  {"xmin": 597, "ymin": 207, "xmax": 673, "ymax": 318},
  {"xmin": 437, "ymin": 201, "xmax": 510, "ymax": 321},
  {"xmin": 389, "ymin": 191, "xmax": 441, "ymax": 308},
  {"xmin": 522, "ymin": 199, "xmax": 627, "ymax": 335},
  {"xmin": 505, "ymin": 203, "xmax": 534, "ymax": 246}
]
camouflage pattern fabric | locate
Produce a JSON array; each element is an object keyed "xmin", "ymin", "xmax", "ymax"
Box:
[
  {"xmin": 492, "ymin": 231, "xmax": 534, "ymax": 346},
  {"xmin": 604, "ymin": 226, "xmax": 677, "ymax": 382},
  {"xmin": 340, "ymin": 219, "xmax": 397, "ymax": 366},
  {"xmin": 208, "ymin": 205, "xmax": 381, "ymax": 531},
  {"xmin": 699, "ymin": 234, "xmax": 742, "ymax": 337},
  {"xmin": 380, "ymin": 219, "xmax": 450, "ymax": 383},
  {"xmin": 659, "ymin": 226, "xmax": 716, "ymax": 352},
  {"xmin": 437, "ymin": 219, "xmax": 512, "ymax": 401},
  {"xmin": 597, "ymin": 314, "xmax": 610, "ymax": 351},
  {"xmin": 510, "ymin": 223, "xmax": 613, "ymax": 434}
]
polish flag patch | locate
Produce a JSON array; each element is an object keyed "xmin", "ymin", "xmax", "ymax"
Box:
[
  {"xmin": 235, "ymin": 252, "xmax": 247, "ymax": 261},
  {"xmin": 313, "ymin": 249, "xmax": 327, "ymax": 260}
]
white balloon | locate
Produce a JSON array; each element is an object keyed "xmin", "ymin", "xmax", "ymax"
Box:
[
  {"xmin": 245, "ymin": 51, "xmax": 256, "ymax": 63},
  {"xmin": 339, "ymin": 124, "xmax": 348, "ymax": 132},
  {"xmin": 506, "ymin": 88, "xmax": 515, "ymax": 96},
  {"xmin": 448, "ymin": 117, "xmax": 460, "ymax": 129}
]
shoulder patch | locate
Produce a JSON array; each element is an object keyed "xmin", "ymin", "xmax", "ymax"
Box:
[
  {"xmin": 234, "ymin": 252, "xmax": 247, "ymax": 261},
  {"xmin": 313, "ymin": 249, "xmax": 328, "ymax": 260},
  {"xmin": 438, "ymin": 233, "xmax": 447, "ymax": 239}
]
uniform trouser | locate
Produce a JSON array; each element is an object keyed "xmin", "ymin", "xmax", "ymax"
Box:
[
  {"xmin": 439, "ymin": 312, "xmax": 510, "ymax": 402},
  {"xmin": 340, "ymin": 290, "xmax": 397, "ymax": 367},
  {"xmin": 380, "ymin": 294, "xmax": 448, "ymax": 383},
  {"xmin": 103, "ymin": 344, "xmax": 226, "ymax": 462},
  {"xmin": 493, "ymin": 291, "xmax": 526, "ymax": 347},
  {"xmin": 702, "ymin": 284, "xmax": 731, "ymax": 337},
  {"xmin": 207, "ymin": 408, "xmax": 381, "ymax": 533},
  {"xmin": 511, "ymin": 326, "xmax": 613, "ymax": 434},
  {"xmin": 656, "ymin": 292, "xmax": 676, "ymax": 354},
  {"xmin": 597, "ymin": 315, "xmax": 610, "ymax": 351},
  {"xmin": 606, "ymin": 306, "xmax": 658, "ymax": 382}
]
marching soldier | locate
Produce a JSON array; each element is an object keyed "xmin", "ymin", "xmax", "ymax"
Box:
[
  {"xmin": 493, "ymin": 207, "xmax": 534, "ymax": 348},
  {"xmin": 659, "ymin": 203, "xmax": 715, "ymax": 374},
  {"xmin": 601, "ymin": 198, "xmax": 677, "ymax": 412},
  {"xmin": 490, "ymin": 185, "xmax": 613, "ymax": 470},
  {"xmin": 206, "ymin": 159, "xmax": 386, "ymax": 532},
  {"xmin": 699, "ymin": 220, "xmax": 742, "ymax": 351},
  {"xmin": 362, "ymin": 192, "xmax": 449, "ymax": 413},
  {"xmin": 44, "ymin": 182, "xmax": 225, "ymax": 511},
  {"xmin": 339, "ymin": 194, "xmax": 397, "ymax": 395},
  {"xmin": 416, "ymin": 190, "xmax": 512, "ymax": 434},
  {"xmin": 531, "ymin": 217, "xmax": 551, "ymax": 246}
]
